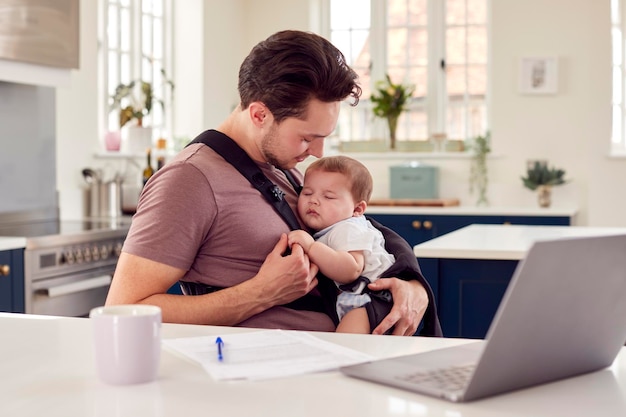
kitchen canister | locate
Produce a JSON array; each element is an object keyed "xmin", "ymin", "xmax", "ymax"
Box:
[{"xmin": 390, "ymin": 162, "xmax": 439, "ymax": 199}]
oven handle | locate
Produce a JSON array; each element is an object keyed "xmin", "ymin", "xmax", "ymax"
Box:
[{"xmin": 37, "ymin": 275, "xmax": 112, "ymax": 298}]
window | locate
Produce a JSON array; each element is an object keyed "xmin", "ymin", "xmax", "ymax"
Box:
[
  {"xmin": 100, "ymin": 0, "xmax": 173, "ymax": 140},
  {"xmin": 612, "ymin": 0, "xmax": 626, "ymax": 154},
  {"xmin": 326, "ymin": 0, "xmax": 489, "ymax": 146}
]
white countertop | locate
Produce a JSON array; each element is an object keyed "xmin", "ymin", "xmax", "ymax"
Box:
[
  {"xmin": 0, "ymin": 237, "xmax": 26, "ymax": 251},
  {"xmin": 367, "ymin": 205, "xmax": 578, "ymax": 217},
  {"xmin": 3, "ymin": 312, "xmax": 626, "ymax": 416},
  {"xmin": 414, "ymin": 224, "xmax": 626, "ymax": 260}
]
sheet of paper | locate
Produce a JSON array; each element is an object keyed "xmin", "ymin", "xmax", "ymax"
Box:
[{"xmin": 163, "ymin": 329, "xmax": 374, "ymax": 381}]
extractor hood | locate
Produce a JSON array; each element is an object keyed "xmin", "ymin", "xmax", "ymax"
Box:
[{"xmin": 0, "ymin": 0, "xmax": 79, "ymax": 87}]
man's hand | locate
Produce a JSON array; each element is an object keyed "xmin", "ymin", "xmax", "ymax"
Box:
[
  {"xmin": 367, "ymin": 278, "xmax": 428, "ymax": 336},
  {"xmin": 252, "ymin": 234, "xmax": 319, "ymax": 306}
]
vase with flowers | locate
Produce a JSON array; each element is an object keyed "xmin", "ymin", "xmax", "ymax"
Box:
[{"xmin": 371, "ymin": 74, "xmax": 415, "ymax": 150}]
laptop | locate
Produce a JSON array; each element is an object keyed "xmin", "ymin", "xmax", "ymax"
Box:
[{"xmin": 340, "ymin": 233, "xmax": 626, "ymax": 402}]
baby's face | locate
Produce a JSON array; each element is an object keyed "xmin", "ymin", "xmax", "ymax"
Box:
[{"xmin": 297, "ymin": 170, "xmax": 357, "ymax": 231}]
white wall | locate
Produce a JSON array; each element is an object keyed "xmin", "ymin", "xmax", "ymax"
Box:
[{"xmin": 55, "ymin": 0, "xmax": 626, "ymax": 226}]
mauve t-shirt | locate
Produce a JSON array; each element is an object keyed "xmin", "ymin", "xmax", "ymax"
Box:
[{"xmin": 123, "ymin": 142, "xmax": 335, "ymax": 331}]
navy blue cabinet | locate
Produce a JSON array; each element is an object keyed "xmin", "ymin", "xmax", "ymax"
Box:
[
  {"xmin": 368, "ymin": 212, "xmax": 572, "ymax": 339},
  {"xmin": 0, "ymin": 249, "xmax": 25, "ymax": 313},
  {"xmin": 368, "ymin": 213, "xmax": 571, "ymax": 248}
]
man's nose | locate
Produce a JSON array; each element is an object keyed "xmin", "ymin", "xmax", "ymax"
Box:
[{"xmin": 308, "ymin": 138, "xmax": 324, "ymax": 158}]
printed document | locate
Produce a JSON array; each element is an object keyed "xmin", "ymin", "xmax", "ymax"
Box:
[{"xmin": 163, "ymin": 330, "xmax": 373, "ymax": 381}]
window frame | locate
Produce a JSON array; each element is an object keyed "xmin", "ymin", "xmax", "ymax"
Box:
[
  {"xmin": 611, "ymin": 0, "xmax": 626, "ymax": 155},
  {"xmin": 322, "ymin": 0, "xmax": 489, "ymax": 147},
  {"xmin": 99, "ymin": 0, "xmax": 174, "ymax": 146}
]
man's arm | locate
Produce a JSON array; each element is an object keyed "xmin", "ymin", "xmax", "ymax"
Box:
[
  {"xmin": 365, "ymin": 217, "xmax": 443, "ymax": 337},
  {"xmin": 106, "ymin": 234, "xmax": 320, "ymax": 325}
]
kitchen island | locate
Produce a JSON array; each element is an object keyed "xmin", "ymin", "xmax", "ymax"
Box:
[
  {"xmin": 366, "ymin": 205, "xmax": 578, "ymax": 248},
  {"xmin": 4, "ymin": 312, "xmax": 626, "ymax": 416},
  {"xmin": 414, "ymin": 224, "xmax": 626, "ymax": 338}
]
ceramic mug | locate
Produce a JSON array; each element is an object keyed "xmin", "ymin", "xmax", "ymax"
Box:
[{"xmin": 90, "ymin": 304, "xmax": 162, "ymax": 385}]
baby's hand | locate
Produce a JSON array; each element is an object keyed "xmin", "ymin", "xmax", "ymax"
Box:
[{"xmin": 288, "ymin": 230, "xmax": 315, "ymax": 252}]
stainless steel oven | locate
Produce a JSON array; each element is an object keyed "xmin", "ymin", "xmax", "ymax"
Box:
[{"xmin": 0, "ymin": 208, "xmax": 130, "ymax": 317}]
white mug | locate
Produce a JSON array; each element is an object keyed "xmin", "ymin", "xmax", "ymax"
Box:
[{"xmin": 90, "ymin": 304, "xmax": 162, "ymax": 385}]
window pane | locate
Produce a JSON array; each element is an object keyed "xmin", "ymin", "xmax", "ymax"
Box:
[
  {"xmin": 153, "ymin": 0, "xmax": 163, "ymax": 16},
  {"xmin": 408, "ymin": 28, "xmax": 428, "ymax": 66},
  {"xmin": 408, "ymin": 66, "xmax": 427, "ymax": 98},
  {"xmin": 407, "ymin": 110, "xmax": 427, "ymax": 139},
  {"xmin": 446, "ymin": 100, "xmax": 465, "ymax": 139},
  {"xmin": 408, "ymin": 0, "xmax": 427, "ymax": 26},
  {"xmin": 120, "ymin": 8, "xmax": 130, "ymax": 51},
  {"xmin": 446, "ymin": 0, "xmax": 465, "ymax": 25},
  {"xmin": 142, "ymin": 15, "xmax": 153, "ymax": 57},
  {"xmin": 120, "ymin": 53, "xmax": 131, "ymax": 84},
  {"xmin": 108, "ymin": 52, "xmax": 119, "ymax": 95},
  {"xmin": 446, "ymin": 64, "xmax": 465, "ymax": 97},
  {"xmin": 108, "ymin": 5, "xmax": 119, "ymax": 49},
  {"xmin": 467, "ymin": 0, "xmax": 486, "ymax": 23},
  {"xmin": 142, "ymin": 0, "xmax": 152, "ymax": 13},
  {"xmin": 467, "ymin": 65, "xmax": 486, "ymax": 95},
  {"xmin": 388, "ymin": 0, "xmax": 408, "ymax": 26},
  {"xmin": 446, "ymin": 27, "xmax": 465, "ymax": 64},
  {"xmin": 387, "ymin": 27, "xmax": 408, "ymax": 67},
  {"xmin": 467, "ymin": 27, "xmax": 486, "ymax": 63},
  {"xmin": 153, "ymin": 17, "xmax": 163, "ymax": 59}
]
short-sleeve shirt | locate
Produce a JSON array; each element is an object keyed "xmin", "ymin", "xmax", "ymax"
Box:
[{"xmin": 122, "ymin": 140, "xmax": 335, "ymax": 331}]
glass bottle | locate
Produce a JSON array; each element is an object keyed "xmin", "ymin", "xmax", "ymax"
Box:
[{"xmin": 142, "ymin": 148, "xmax": 154, "ymax": 186}]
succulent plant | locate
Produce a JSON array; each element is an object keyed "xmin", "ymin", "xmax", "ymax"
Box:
[{"xmin": 521, "ymin": 161, "xmax": 567, "ymax": 190}]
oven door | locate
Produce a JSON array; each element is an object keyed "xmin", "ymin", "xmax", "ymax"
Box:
[{"xmin": 30, "ymin": 266, "xmax": 113, "ymax": 317}]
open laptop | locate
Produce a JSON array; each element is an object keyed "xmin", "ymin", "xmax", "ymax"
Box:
[{"xmin": 340, "ymin": 233, "xmax": 626, "ymax": 402}]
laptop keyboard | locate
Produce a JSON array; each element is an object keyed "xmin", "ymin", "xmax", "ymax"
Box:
[{"xmin": 396, "ymin": 364, "xmax": 476, "ymax": 391}]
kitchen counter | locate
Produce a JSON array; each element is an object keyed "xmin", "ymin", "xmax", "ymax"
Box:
[
  {"xmin": 413, "ymin": 224, "xmax": 626, "ymax": 260},
  {"xmin": 0, "ymin": 237, "xmax": 26, "ymax": 251},
  {"xmin": 368, "ymin": 204, "xmax": 578, "ymax": 217},
  {"xmin": 4, "ymin": 312, "xmax": 626, "ymax": 416}
]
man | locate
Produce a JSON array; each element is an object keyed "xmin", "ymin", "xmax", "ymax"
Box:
[{"xmin": 106, "ymin": 30, "xmax": 441, "ymax": 336}]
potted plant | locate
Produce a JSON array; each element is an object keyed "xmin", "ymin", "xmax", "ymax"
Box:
[
  {"xmin": 371, "ymin": 74, "xmax": 415, "ymax": 150},
  {"xmin": 521, "ymin": 161, "xmax": 567, "ymax": 208},
  {"xmin": 109, "ymin": 69, "xmax": 174, "ymax": 128},
  {"xmin": 468, "ymin": 132, "xmax": 491, "ymax": 206},
  {"xmin": 109, "ymin": 69, "xmax": 174, "ymax": 153}
]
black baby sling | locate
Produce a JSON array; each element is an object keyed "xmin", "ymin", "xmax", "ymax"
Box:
[{"xmin": 180, "ymin": 129, "xmax": 338, "ymax": 318}]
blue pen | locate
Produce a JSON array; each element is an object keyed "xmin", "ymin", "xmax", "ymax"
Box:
[{"xmin": 215, "ymin": 336, "xmax": 224, "ymax": 362}]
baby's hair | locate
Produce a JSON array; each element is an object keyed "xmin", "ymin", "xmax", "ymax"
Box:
[{"xmin": 305, "ymin": 156, "xmax": 373, "ymax": 203}]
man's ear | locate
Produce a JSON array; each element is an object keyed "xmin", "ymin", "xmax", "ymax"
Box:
[
  {"xmin": 353, "ymin": 200, "xmax": 367, "ymax": 216},
  {"xmin": 249, "ymin": 102, "xmax": 270, "ymax": 127}
]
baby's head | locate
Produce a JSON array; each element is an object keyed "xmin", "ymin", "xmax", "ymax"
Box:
[{"xmin": 297, "ymin": 156, "xmax": 373, "ymax": 231}]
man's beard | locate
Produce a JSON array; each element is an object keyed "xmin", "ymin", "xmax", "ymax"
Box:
[{"xmin": 260, "ymin": 124, "xmax": 288, "ymax": 169}]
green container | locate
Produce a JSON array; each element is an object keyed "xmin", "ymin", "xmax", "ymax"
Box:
[{"xmin": 390, "ymin": 163, "xmax": 439, "ymax": 199}]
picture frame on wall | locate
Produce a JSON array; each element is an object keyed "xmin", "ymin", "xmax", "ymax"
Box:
[{"xmin": 519, "ymin": 56, "xmax": 558, "ymax": 95}]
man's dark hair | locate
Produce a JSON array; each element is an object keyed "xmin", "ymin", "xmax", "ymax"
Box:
[{"xmin": 238, "ymin": 30, "xmax": 362, "ymax": 123}]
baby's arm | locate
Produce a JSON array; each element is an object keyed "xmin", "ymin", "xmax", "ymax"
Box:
[{"xmin": 287, "ymin": 230, "xmax": 364, "ymax": 284}]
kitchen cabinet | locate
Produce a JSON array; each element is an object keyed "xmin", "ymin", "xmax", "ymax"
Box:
[
  {"xmin": 413, "ymin": 224, "xmax": 626, "ymax": 339},
  {"xmin": 367, "ymin": 212, "xmax": 573, "ymax": 248},
  {"xmin": 366, "ymin": 209, "xmax": 575, "ymax": 327},
  {"xmin": 0, "ymin": 248, "xmax": 25, "ymax": 313}
]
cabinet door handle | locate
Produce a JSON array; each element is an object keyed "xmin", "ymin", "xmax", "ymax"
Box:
[
  {"xmin": 0, "ymin": 265, "xmax": 9, "ymax": 276},
  {"xmin": 412, "ymin": 220, "xmax": 422, "ymax": 229},
  {"xmin": 423, "ymin": 221, "xmax": 433, "ymax": 230}
]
